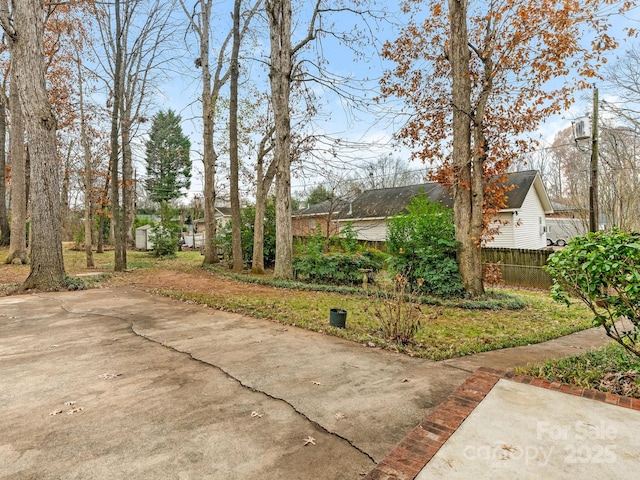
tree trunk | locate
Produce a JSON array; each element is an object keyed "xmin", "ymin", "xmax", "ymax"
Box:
[
  {"xmin": 77, "ymin": 53, "xmax": 94, "ymax": 268},
  {"xmin": 110, "ymin": 0, "xmax": 125, "ymax": 272},
  {"xmin": 97, "ymin": 213, "xmax": 105, "ymax": 253},
  {"xmin": 119, "ymin": 112, "xmax": 129, "ymax": 265},
  {"xmin": 252, "ymin": 189, "xmax": 266, "ymax": 274},
  {"xmin": 251, "ymin": 129, "xmax": 275, "ymax": 274},
  {"xmin": 448, "ymin": 0, "xmax": 483, "ymax": 296},
  {"xmin": 13, "ymin": 0, "xmax": 65, "ymax": 289},
  {"xmin": 5, "ymin": 60, "xmax": 28, "ymax": 265},
  {"xmin": 122, "ymin": 115, "xmax": 135, "ymax": 247},
  {"xmin": 0, "ymin": 95, "xmax": 9, "ymax": 246},
  {"xmin": 267, "ymin": 0, "xmax": 293, "ymax": 279},
  {"xmin": 61, "ymin": 141, "xmax": 72, "ymax": 238},
  {"xmin": 200, "ymin": 0, "xmax": 219, "ymax": 265},
  {"xmin": 97, "ymin": 156, "xmax": 112, "ymax": 254},
  {"xmin": 229, "ymin": 0, "xmax": 243, "ymax": 273}
]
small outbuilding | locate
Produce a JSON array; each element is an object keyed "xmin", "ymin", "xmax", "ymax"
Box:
[{"xmin": 135, "ymin": 224, "xmax": 155, "ymax": 251}]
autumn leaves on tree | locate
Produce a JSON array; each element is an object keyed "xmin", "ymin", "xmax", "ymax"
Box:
[{"xmin": 381, "ymin": 0, "xmax": 634, "ymax": 296}]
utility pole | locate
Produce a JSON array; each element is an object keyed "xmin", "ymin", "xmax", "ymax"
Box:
[{"xmin": 589, "ymin": 86, "xmax": 599, "ymax": 233}]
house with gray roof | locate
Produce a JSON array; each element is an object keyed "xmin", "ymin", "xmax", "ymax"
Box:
[{"xmin": 292, "ymin": 170, "xmax": 554, "ymax": 250}]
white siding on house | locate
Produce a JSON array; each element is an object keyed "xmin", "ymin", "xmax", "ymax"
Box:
[
  {"xmin": 511, "ymin": 186, "xmax": 548, "ymax": 249},
  {"xmin": 341, "ymin": 219, "xmax": 387, "ymax": 241},
  {"xmin": 484, "ymin": 213, "xmax": 515, "ymax": 248}
]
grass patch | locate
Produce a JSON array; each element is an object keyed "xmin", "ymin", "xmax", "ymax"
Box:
[
  {"xmin": 517, "ymin": 342, "xmax": 640, "ymax": 398},
  {"xmin": 157, "ymin": 282, "xmax": 593, "ymax": 360},
  {"xmin": 63, "ymin": 273, "xmax": 112, "ymax": 291},
  {"xmin": 0, "ymin": 245, "xmax": 203, "ymax": 291},
  {"xmin": 62, "ymin": 246, "xmax": 203, "ymax": 273}
]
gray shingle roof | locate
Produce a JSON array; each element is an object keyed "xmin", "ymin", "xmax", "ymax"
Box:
[
  {"xmin": 294, "ymin": 199, "xmax": 347, "ymax": 216},
  {"xmin": 336, "ymin": 182, "xmax": 453, "ymax": 220},
  {"xmin": 292, "ymin": 170, "xmax": 544, "ymax": 220}
]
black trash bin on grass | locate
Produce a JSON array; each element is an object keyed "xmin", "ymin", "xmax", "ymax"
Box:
[{"xmin": 329, "ymin": 308, "xmax": 347, "ymax": 328}]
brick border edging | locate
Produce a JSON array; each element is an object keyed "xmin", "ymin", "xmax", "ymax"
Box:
[{"xmin": 363, "ymin": 367, "xmax": 640, "ymax": 480}]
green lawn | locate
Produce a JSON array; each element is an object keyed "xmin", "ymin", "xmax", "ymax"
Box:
[{"xmin": 160, "ymin": 280, "xmax": 593, "ymax": 361}]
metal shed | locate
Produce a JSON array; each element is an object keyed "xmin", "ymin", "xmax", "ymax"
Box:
[{"xmin": 135, "ymin": 224, "xmax": 155, "ymax": 251}]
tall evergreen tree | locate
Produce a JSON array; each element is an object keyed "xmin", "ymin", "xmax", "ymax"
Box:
[{"xmin": 145, "ymin": 109, "xmax": 191, "ymax": 205}]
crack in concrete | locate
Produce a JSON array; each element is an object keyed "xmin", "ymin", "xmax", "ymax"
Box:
[
  {"xmin": 46, "ymin": 295, "xmax": 377, "ymax": 463},
  {"xmin": 129, "ymin": 323, "xmax": 377, "ymax": 465}
]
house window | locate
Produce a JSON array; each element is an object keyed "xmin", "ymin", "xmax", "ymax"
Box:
[{"xmin": 309, "ymin": 219, "xmax": 316, "ymax": 229}]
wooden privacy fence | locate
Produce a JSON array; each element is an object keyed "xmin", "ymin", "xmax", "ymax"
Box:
[{"xmin": 482, "ymin": 248, "xmax": 554, "ymax": 289}]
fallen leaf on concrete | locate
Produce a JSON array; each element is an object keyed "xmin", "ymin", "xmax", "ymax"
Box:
[
  {"xmin": 49, "ymin": 410, "xmax": 63, "ymax": 416},
  {"xmin": 334, "ymin": 412, "xmax": 345, "ymax": 420},
  {"xmin": 64, "ymin": 401, "xmax": 76, "ymax": 406},
  {"xmin": 500, "ymin": 444, "xmax": 518, "ymax": 452},
  {"xmin": 251, "ymin": 411, "xmax": 263, "ymax": 418},
  {"xmin": 303, "ymin": 436, "xmax": 316, "ymax": 446},
  {"xmin": 98, "ymin": 373, "xmax": 121, "ymax": 380},
  {"xmin": 67, "ymin": 407, "xmax": 84, "ymax": 415},
  {"xmin": 401, "ymin": 378, "xmax": 409, "ymax": 383}
]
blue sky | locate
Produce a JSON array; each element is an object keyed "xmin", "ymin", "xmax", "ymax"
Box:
[{"xmin": 141, "ymin": 0, "xmax": 640, "ymax": 203}]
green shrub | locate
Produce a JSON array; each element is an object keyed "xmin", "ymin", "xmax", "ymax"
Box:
[
  {"xmin": 335, "ymin": 222, "xmax": 359, "ymax": 254},
  {"xmin": 546, "ymin": 228, "xmax": 640, "ymax": 358},
  {"xmin": 293, "ymin": 223, "xmax": 386, "ymax": 286},
  {"xmin": 519, "ymin": 342, "xmax": 640, "ymax": 397},
  {"xmin": 386, "ymin": 193, "xmax": 465, "ymax": 297},
  {"xmin": 147, "ymin": 201, "xmax": 181, "ymax": 257},
  {"xmin": 72, "ymin": 226, "xmax": 84, "ymax": 247},
  {"xmin": 149, "ymin": 224, "xmax": 180, "ymax": 257},
  {"xmin": 293, "ymin": 249, "xmax": 386, "ymax": 286},
  {"xmin": 217, "ymin": 200, "xmax": 276, "ymax": 268}
]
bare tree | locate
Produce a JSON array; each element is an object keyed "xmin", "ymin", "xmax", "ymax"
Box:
[
  {"xmin": 604, "ymin": 46, "xmax": 640, "ymax": 131},
  {"xmin": 92, "ymin": 0, "xmax": 178, "ymax": 269},
  {"xmin": 251, "ymin": 124, "xmax": 276, "ymax": 274},
  {"xmin": 352, "ymin": 155, "xmax": 425, "ymax": 191},
  {"xmin": 265, "ymin": 0, "xmax": 392, "ymax": 278},
  {"xmin": 266, "ymin": 0, "xmax": 299, "ymax": 279},
  {"xmin": 106, "ymin": 0, "xmax": 125, "ymax": 271},
  {"xmin": 1, "ymin": 0, "xmax": 65, "ymax": 288},
  {"xmin": 75, "ymin": 43, "xmax": 94, "ymax": 268},
  {"xmin": 229, "ymin": 0, "xmax": 243, "ymax": 272},
  {"xmin": 181, "ymin": 0, "xmax": 261, "ymax": 265},
  {"xmin": 598, "ymin": 122, "xmax": 640, "ymax": 230}
]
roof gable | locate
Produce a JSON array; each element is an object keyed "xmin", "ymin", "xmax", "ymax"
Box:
[{"xmin": 502, "ymin": 170, "xmax": 553, "ymax": 213}]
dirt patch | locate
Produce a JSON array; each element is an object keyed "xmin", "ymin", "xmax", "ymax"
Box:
[
  {"xmin": 0, "ymin": 262, "xmax": 29, "ymax": 293},
  {"xmin": 108, "ymin": 268, "xmax": 289, "ymax": 299},
  {"xmin": 0, "ymin": 258, "xmax": 286, "ymax": 301}
]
